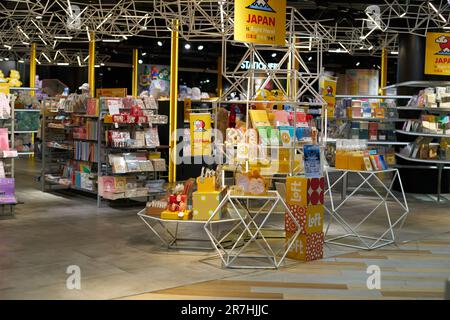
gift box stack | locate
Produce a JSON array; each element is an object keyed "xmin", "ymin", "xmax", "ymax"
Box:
[{"xmin": 285, "ymin": 176, "xmax": 324, "ymax": 262}]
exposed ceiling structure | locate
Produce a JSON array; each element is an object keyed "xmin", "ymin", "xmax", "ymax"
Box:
[{"xmin": 1, "ymin": 0, "xmax": 450, "ymax": 65}]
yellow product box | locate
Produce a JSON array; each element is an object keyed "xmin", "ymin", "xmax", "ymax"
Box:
[
  {"xmin": 161, "ymin": 210, "xmax": 193, "ymax": 221},
  {"xmin": 196, "ymin": 176, "xmax": 216, "ymax": 192},
  {"xmin": 348, "ymin": 152, "xmax": 365, "ymax": 171},
  {"xmin": 335, "ymin": 151, "xmax": 348, "ymax": 169},
  {"xmin": 286, "ymin": 176, "xmax": 308, "ymax": 206},
  {"xmin": 192, "ymin": 190, "xmax": 225, "ymax": 221}
]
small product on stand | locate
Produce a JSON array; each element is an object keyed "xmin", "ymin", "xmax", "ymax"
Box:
[
  {"xmin": 192, "ymin": 167, "xmax": 226, "ymax": 221},
  {"xmin": 160, "ymin": 179, "xmax": 194, "ymax": 220}
]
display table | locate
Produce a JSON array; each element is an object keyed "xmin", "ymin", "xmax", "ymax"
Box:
[
  {"xmin": 204, "ymin": 190, "xmax": 301, "ymax": 269},
  {"xmin": 324, "ymin": 168, "xmax": 409, "ymax": 250},
  {"xmin": 137, "ymin": 209, "xmax": 242, "ymax": 250}
]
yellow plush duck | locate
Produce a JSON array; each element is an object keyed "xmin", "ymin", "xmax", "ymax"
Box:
[{"xmin": 7, "ymin": 70, "xmax": 22, "ymax": 87}]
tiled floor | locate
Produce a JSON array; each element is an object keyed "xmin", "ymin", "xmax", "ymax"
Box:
[{"xmin": 1, "ymin": 159, "xmax": 449, "ymax": 300}]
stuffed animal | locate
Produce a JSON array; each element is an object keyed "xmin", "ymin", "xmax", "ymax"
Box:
[{"xmin": 7, "ymin": 70, "xmax": 22, "ymax": 87}]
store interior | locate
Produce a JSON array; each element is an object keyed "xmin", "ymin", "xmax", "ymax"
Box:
[{"xmin": 1, "ymin": 0, "xmax": 450, "ymax": 300}]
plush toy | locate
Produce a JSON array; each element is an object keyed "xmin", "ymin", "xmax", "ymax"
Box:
[{"xmin": 7, "ymin": 70, "xmax": 22, "ymax": 87}]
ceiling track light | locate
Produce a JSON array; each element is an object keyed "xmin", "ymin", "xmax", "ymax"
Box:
[
  {"xmin": 97, "ymin": 13, "xmax": 112, "ymax": 30},
  {"xmin": 102, "ymin": 39, "xmax": 121, "ymax": 43},
  {"xmin": 39, "ymin": 35, "xmax": 48, "ymax": 45},
  {"xmin": 77, "ymin": 55, "xmax": 82, "ymax": 67},
  {"xmin": 86, "ymin": 26, "xmax": 91, "ymax": 41},
  {"xmin": 41, "ymin": 52, "xmax": 52, "ymax": 63},
  {"xmin": 4, "ymin": 44, "xmax": 12, "ymax": 50},
  {"xmin": 57, "ymin": 62, "xmax": 70, "ymax": 66},
  {"xmin": 157, "ymin": 41, "xmax": 163, "ymax": 47},
  {"xmin": 54, "ymin": 36, "xmax": 73, "ymax": 40},
  {"xmin": 38, "ymin": 35, "xmax": 48, "ymax": 45},
  {"xmin": 17, "ymin": 26, "xmax": 30, "ymax": 40}
]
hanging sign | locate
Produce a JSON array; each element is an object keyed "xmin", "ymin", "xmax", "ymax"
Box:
[
  {"xmin": 189, "ymin": 113, "xmax": 212, "ymax": 156},
  {"xmin": 234, "ymin": 0, "xmax": 286, "ymax": 46},
  {"xmin": 425, "ymin": 32, "xmax": 450, "ymax": 76}
]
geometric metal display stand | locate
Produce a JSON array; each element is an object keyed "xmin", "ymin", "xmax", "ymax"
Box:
[
  {"xmin": 324, "ymin": 168, "xmax": 409, "ymax": 250},
  {"xmin": 137, "ymin": 209, "xmax": 242, "ymax": 251},
  {"xmin": 204, "ymin": 190, "xmax": 301, "ymax": 269}
]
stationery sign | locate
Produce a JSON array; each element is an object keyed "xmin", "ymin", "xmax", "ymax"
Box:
[
  {"xmin": 234, "ymin": 0, "xmax": 286, "ymax": 46},
  {"xmin": 189, "ymin": 113, "xmax": 212, "ymax": 156},
  {"xmin": 425, "ymin": 32, "xmax": 450, "ymax": 76}
]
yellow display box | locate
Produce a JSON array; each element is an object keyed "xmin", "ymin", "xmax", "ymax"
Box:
[
  {"xmin": 285, "ymin": 232, "xmax": 324, "ymax": 262},
  {"xmin": 286, "ymin": 176, "xmax": 308, "ymax": 207},
  {"xmin": 192, "ymin": 190, "xmax": 225, "ymax": 221},
  {"xmin": 161, "ymin": 210, "xmax": 193, "ymax": 221},
  {"xmin": 305, "ymin": 205, "xmax": 324, "ymax": 234}
]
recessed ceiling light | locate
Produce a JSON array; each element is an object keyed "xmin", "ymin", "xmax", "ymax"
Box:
[
  {"xmin": 138, "ymin": 59, "xmax": 143, "ymax": 64},
  {"xmin": 308, "ymin": 56, "xmax": 312, "ymax": 61},
  {"xmin": 271, "ymin": 53, "xmax": 277, "ymax": 58},
  {"xmin": 4, "ymin": 57, "xmax": 9, "ymax": 61},
  {"xmin": 356, "ymin": 61, "xmax": 360, "ymax": 66},
  {"xmin": 198, "ymin": 45, "xmax": 204, "ymax": 51},
  {"xmin": 142, "ymin": 52, "xmax": 147, "ymax": 56},
  {"xmin": 157, "ymin": 41, "xmax": 163, "ymax": 46},
  {"xmin": 184, "ymin": 43, "xmax": 191, "ymax": 50}
]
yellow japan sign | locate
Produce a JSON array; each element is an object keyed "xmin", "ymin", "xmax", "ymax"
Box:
[
  {"xmin": 425, "ymin": 32, "xmax": 450, "ymax": 76},
  {"xmin": 234, "ymin": 0, "xmax": 286, "ymax": 46}
]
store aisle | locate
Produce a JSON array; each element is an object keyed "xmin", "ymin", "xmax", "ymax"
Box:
[{"xmin": 1, "ymin": 159, "xmax": 449, "ymax": 300}]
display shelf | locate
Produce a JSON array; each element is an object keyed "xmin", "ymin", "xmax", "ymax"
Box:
[
  {"xmin": 394, "ymin": 106, "xmax": 450, "ymax": 113},
  {"xmin": 14, "ymin": 130, "xmax": 39, "ymax": 134},
  {"xmin": 396, "ymin": 130, "xmax": 450, "ymax": 139},
  {"xmin": 395, "ymin": 153, "xmax": 450, "ymax": 165},
  {"xmin": 344, "ymin": 117, "xmax": 410, "ymax": 123},
  {"xmin": 325, "ymin": 138, "xmax": 408, "ymax": 146},
  {"xmin": 14, "ymin": 109, "xmax": 40, "ymax": 112},
  {"xmin": 335, "ymin": 95, "xmax": 413, "ymax": 100},
  {"xmin": 383, "ymin": 81, "xmax": 450, "ymax": 90}
]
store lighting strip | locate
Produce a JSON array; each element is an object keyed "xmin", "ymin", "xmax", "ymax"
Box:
[
  {"xmin": 17, "ymin": 26, "xmax": 30, "ymax": 39},
  {"xmin": 39, "ymin": 35, "xmax": 48, "ymax": 45},
  {"xmin": 77, "ymin": 55, "xmax": 82, "ymax": 67},
  {"xmin": 429, "ymin": 2, "xmax": 447, "ymax": 23},
  {"xmin": 41, "ymin": 52, "xmax": 52, "ymax": 63},
  {"xmin": 31, "ymin": 20, "xmax": 44, "ymax": 34},
  {"xmin": 86, "ymin": 26, "xmax": 91, "ymax": 41},
  {"xmin": 54, "ymin": 36, "xmax": 73, "ymax": 40},
  {"xmin": 57, "ymin": 62, "xmax": 69, "ymax": 66}
]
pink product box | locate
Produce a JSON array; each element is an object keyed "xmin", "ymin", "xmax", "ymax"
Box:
[{"xmin": 0, "ymin": 178, "xmax": 16, "ymax": 204}]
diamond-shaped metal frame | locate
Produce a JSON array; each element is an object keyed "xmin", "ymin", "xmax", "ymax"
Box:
[
  {"xmin": 204, "ymin": 190, "xmax": 301, "ymax": 269},
  {"xmin": 324, "ymin": 168, "xmax": 410, "ymax": 250}
]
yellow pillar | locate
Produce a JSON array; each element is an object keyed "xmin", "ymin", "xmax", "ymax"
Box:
[
  {"xmin": 88, "ymin": 31, "xmax": 95, "ymax": 97},
  {"xmin": 380, "ymin": 48, "xmax": 388, "ymax": 96},
  {"xmin": 29, "ymin": 43, "xmax": 36, "ymax": 97},
  {"xmin": 168, "ymin": 20, "xmax": 179, "ymax": 183},
  {"xmin": 132, "ymin": 48, "xmax": 139, "ymax": 96},
  {"xmin": 217, "ymin": 56, "xmax": 223, "ymax": 98}
]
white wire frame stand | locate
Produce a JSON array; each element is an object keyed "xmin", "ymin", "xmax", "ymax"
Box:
[
  {"xmin": 137, "ymin": 209, "xmax": 242, "ymax": 251},
  {"xmin": 204, "ymin": 190, "xmax": 301, "ymax": 269},
  {"xmin": 324, "ymin": 168, "xmax": 409, "ymax": 250}
]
